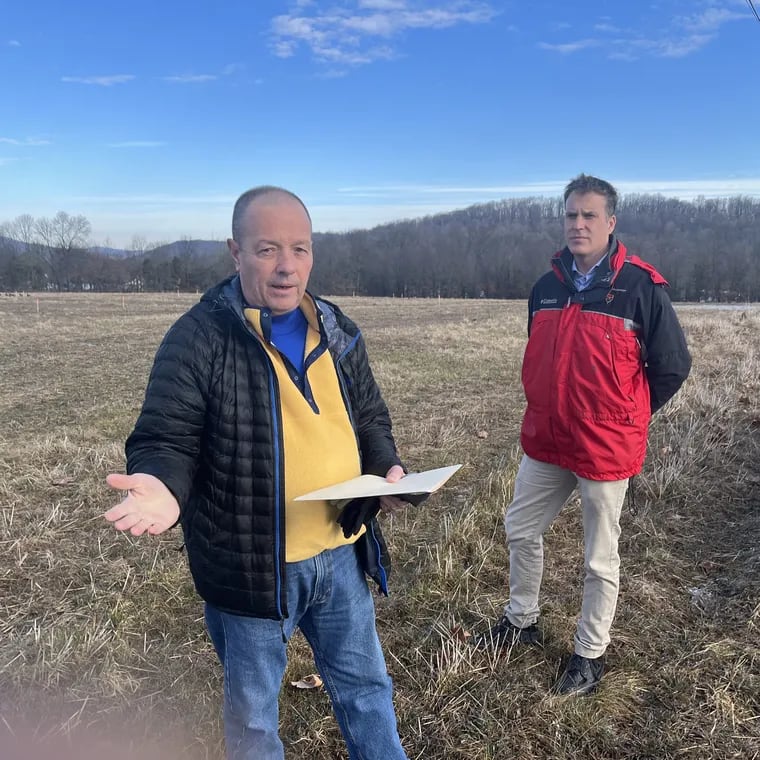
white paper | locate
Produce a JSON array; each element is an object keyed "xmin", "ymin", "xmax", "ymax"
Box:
[{"xmin": 294, "ymin": 464, "xmax": 462, "ymax": 502}]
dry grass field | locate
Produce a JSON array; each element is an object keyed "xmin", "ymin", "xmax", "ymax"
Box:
[{"xmin": 1, "ymin": 292, "xmax": 758, "ymax": 759}]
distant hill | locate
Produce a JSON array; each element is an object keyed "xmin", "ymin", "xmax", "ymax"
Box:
[
  {"xmin": 3, "ymin": 236, "xmax": 227, "ymax": 260},
  {"xmin": 87, "ymin": 239, "xmax": 226, "ymax": 258},
  {"xmin": 0, "ymin": 236, "xmax": 25, "ymax": 253},
  {"xmin": 88, "ymin": 245, "xmax": 131, "ymax": 257},
  {"xmin": 146, "ymin": 240, "xmax": 227, "ymax": 259}
]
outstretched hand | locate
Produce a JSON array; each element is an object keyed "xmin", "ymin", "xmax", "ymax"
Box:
[{"xmin": 104, "ymin": 473, "xmax": 180, "ymax": 536}]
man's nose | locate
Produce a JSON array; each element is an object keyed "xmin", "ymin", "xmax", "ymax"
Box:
[{"xmin": 275, "ymin": 250, "xmax": 297, "ymax": 272}]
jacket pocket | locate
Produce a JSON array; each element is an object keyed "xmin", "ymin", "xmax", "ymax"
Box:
[{"xmin": 522, "ymin": 316, "xmax": 557, "ymax": 409}]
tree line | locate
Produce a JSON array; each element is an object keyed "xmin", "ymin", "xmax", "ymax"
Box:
[
  {"xmin": 2, "ymin": 195, "xmax": 760, "ymax": 301},
  {"xmin": 0, "ymin": 215, "xmax": 231, "ymax": 293}
]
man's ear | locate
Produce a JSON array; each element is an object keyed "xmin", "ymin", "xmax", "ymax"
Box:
[
  {"xmin": 607, "ymin": 214, "xmax": 617, "ymax": 234},
  {"xmin": 227, "ymin": 238, "xmax": 241, "ymax": 271}
]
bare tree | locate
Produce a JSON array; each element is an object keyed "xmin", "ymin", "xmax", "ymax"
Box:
[
  {"xmin": 3, "ymin": 214, "xmax": 36, "ymax": 252},
  {"xmin": 51, "ymin": 211, "xmax": 91, "ymax": 251},
  {"xmin": 34, "ymin": 212, "xmax": 91, "ymax": 289},
  {"xmin": 129, "ymin": 235, "xmax": 148, "ymax": 256}
]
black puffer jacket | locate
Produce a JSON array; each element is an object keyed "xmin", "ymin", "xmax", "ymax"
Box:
[{"xmin": 126, "ymin": 276, "xmax": 401, "ymax": 619}]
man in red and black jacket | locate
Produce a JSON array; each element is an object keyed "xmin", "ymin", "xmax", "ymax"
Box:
[{"xmin": 477, "ymin": 174, "xmax": 691, "ymax": 696}]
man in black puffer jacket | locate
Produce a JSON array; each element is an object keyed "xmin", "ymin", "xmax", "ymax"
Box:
[{"xmin": 105, "ymin": 186, "xmax": 409, "ymax": 760}]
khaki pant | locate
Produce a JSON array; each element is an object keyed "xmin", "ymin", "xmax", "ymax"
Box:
[{"xmin": 504, "ymin": 455, "xmax": 629, "ymax": 658}]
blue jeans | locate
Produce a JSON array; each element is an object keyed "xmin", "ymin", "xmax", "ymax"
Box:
[{"xmin": 204, "ymin": 543, "xmax": 407, "ymax": 760}]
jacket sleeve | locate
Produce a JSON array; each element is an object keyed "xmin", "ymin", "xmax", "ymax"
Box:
[
  {"xmin": 527, "ymin": 284, "xmax": 537, "ymax": 335},
  {"xmin": 346, "ymin": 334, "xmax": 402, "ymax": 477},
  {"xmin": 642, "ymin": 286, "xmax": 692, "ymax": 413},
  {"xmin": 125, "ymin": 312, "xmax": 213, "ymax": 509}
]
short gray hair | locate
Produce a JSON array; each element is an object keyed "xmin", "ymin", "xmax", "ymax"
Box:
[{"xmin": 231, "ymin": 186, "xmax": 312, "ymax": 242}]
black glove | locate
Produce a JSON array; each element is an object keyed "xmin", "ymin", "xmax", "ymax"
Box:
[
  {"xmin": 399, "ymin": 492, "xmax": 429, "ymax": 507},
  {"xmin": 336, "ymin": 496, "xmax": 381, "ymax": 538}
]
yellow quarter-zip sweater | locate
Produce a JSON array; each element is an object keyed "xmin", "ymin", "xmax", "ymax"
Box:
[{"xmin": 244, "ymin": 297, "xmax": 363, "ymax": 562}]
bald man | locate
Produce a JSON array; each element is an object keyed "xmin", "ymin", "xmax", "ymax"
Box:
[{"xmin": 106, "ymin": 186, "xmax": 409, "ymax": 759}]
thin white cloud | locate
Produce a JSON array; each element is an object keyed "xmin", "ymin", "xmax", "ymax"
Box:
[
  {"xmin": 594, "ymin": 22, "xmax": 622, "ymax": 33},
  {"xmin": 163, "ymin": 73, "xmax": 218, "ymax": 83},
  {"xmin": 542, "ymin": 2, "xmax": 749, "ymax": 60},
  {"xmin": 607, "ymin": 48, "xmax": 639, "ymax": 62},
  {"xmin": 162, "ymin": 65, "xmax": 243, "ymax": 83},
  {"xmin": 68, "ymin": 194, "xmax": 235, "ymax": 205},
  {"xmin": 61, "ymin": 74, "xmax": 135, "ymax": 86},
  {"xmin": 678, "ymin": 6, "xmax": 747, "ymax": 33},
  {"xmin": 8, "ymin": 39, "xmax": 21, "ymax": 47},
  {"xmin": 647, "ymin": 33, "xmax": 715, "ymax": 57},
  {"xmin": 315, "ymin": 44, "xmax": 395, "ymax": 65},
  {"xmin": 74, "ymin": 179, "xmax": 760, "ymax": 208},
  {"xmin": 271, "ymin": 1, "xmax": 498, "ymax": 67},
  {"xmin": 107, "ymin": 141, "xmax": 166, "ymax": 148},
  {"xmin": 318, "ymin": 69, "xmax": 350, "ymax": 78},
  {"xmin": 341, "ymin": 14, "xmax": 398, "ymax": 34},
  {"xmin": 539, "ymin": 38, "xmax": 599, "ymax": 54},
  {"xmin": 273, "ymin": 40, "xmax": 298, "ymax": 57},
  {"xmin": 338, "ymin": 182, "xmax": 566, "ymax": 195},
  {"xmin": 616, "ymin": 178, "xmax": 760, "ymax": 198},
  {"xmin": 359, "ymin": 0, "xmax": 408, "ymax": 9},
  {"xmin": 0, "ymin": 157, "xmax": 19, "ymax": 166},
  {"xmin": 631, "ymin": 4, "xmax": 748, "ymax": 58},
  {"xmin": 337, "ymin": 178, "xmax": 760, "ymax": 200},
  {"xmin": 0, "ymin": 137, "xmax": 50, "ymax": 146}
]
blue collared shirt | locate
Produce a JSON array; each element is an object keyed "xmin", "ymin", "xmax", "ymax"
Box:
[{"xmin": 571, "ymin": 255, "xmax": 608, "ymax": 292}]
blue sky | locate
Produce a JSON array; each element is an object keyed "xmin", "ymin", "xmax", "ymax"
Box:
[{"xmin": 1, "ymin": 0, "xmax": 759, "ymax": 248}]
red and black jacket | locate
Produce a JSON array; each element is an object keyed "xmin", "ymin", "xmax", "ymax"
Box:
[{"xmin": 521, "ymin": 237, "xmax": 691, "ymax": 481}]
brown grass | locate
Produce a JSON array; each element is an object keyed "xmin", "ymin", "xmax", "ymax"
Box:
[{"xmin": 1, "ymin": 293, "xmax": 759, "ymax": 759}]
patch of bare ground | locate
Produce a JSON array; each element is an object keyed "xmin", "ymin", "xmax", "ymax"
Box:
[{"xmin": 1, "ymin": 294, "xmax": 758, "ymax": 759}]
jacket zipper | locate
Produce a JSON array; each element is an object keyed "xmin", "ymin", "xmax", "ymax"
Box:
[
  {"xmin": 334, "ymin": 331, "xmax": 390, "ymax": 592},
  {"xmin": 265, "ymin": 359, "xmax": 286, "ymax": 622},
  {"xmin": 223, "ymin": 289, "xmax": 288, "ymax": 622}
]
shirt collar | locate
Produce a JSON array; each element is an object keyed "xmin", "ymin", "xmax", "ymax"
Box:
[{"xmin": 571, "ymin": 254, "xmax": 608, "ymax": 279}]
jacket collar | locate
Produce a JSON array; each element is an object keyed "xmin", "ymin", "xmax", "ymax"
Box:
[{"xmin": 552, "ymin": 236, "xmax": 624, "ymax": 292}]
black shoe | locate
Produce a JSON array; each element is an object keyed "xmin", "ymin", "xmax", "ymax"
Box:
[
  {"xmin": 553, "ymin": 653, "xmax": 604, "ymax": 696},
  {"xmin": 473, "ymin": 614, "xmax": 542, "ymax": 649}
]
